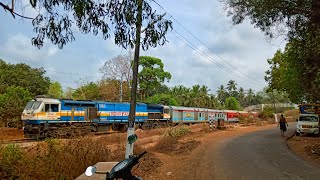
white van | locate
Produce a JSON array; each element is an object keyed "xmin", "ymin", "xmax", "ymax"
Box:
[{"xmin": 296, "ymin": 114, "xmax": 319, "ymax": 136}]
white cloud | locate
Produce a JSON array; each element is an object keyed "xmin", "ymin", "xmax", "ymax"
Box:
[{"xmin": 0, "ymin": 34, "xmax": 58, "ymax": 65}]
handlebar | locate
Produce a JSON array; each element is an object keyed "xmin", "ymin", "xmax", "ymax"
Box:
[
  {"xmin": 136, "ymin": 151, "xmax": 147, "ymax": 160},
  {"xmin": 85, "ymin": 151, "xmax": 147, "ymax": 179}
]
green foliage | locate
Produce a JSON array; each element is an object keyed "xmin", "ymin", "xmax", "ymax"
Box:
[
  {"xmin": 145, "ymin": 94, "xmax": 178, "ymax": 106},
  {"xmin": 48, "ymin": 81, "xmax": 63, "ymax": 98},
  {"xmin": 24, "ymin": 0, "xmax": 172, "ymax": 49},
  {"xmin": 73, "ymin": 82, "xmax": 100, "ymax": 100},
  {"xmin": 216, "ymin": 85, "xmax": 226, "ymax": 104},
  {"xmin": 224, "ymin": 97, "xmax": 241, "ymax": 110},
  {"xmin": 138, "ymin": 56, "xmax": 172, "ymax": 98},
  {"xmin": 224, "ymin": 0, "xmax": 320, "ymax": 103},
  {"xmin": 0, "ymin": 60, "xmax": 50, "ymax": 127},
  {"xmin": 0, "ymin": 86, "xmax": 32, "ymax": 127},
  {"xmin": 164, "ymin": 126, "xmax": 191, "ymax": 138},
  {"xmin": 169, "ymin": 84, "xmax": 221, "ymax": 109},
  {"xmin": 259, "ymin": 106, "xmax": 275, "ymax": 119},
  {"xmin": 0, "ymin": 144, "xmax": 22, "ymax": 179},
  {"xmin": 0, "ymin": 59, "xmax": 50, "ymax": 95},
  {"xmin": 227, "ymin": 80, "xmax": 237, "ymax": 97},
  {"xmin": 223, "ymin": 0, "xmax": 318, "ymax": 40},
  {"xmin": 265, "ymin": 42, "xmax": 318, "ymax": 103}
]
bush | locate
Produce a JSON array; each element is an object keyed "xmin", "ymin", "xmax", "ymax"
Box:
[
  {"xmin": 164, "ymin": 126, "xmax": 191, "ymax": 138},
  {"xmin": 238, "ymin": 115, "xmax": 255, "ymax": 125},
  {"xmin": 0, "ymin": 144, "xmax": 22, "ymax": 179},
  {"xmin": 259, "ymin": 106, "xmax": 274, "ymax": 119}
]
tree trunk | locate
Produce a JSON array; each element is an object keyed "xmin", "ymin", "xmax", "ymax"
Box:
[{"xmin": 128, "ymin": 0, "xmax": 143, "ymax": 126}]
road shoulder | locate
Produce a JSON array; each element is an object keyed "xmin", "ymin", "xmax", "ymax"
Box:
[{"xmin": 287, "ymin": 135, "xmax": 320, "ymax": 166}]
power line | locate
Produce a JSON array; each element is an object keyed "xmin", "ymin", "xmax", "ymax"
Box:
[
  {"xmin": 171, "ymin": 29, "xmax": 264, "ymax": 87},
  {"xmin": 151, "ymin": 0, "xmax": 265, "ymax": 86}
]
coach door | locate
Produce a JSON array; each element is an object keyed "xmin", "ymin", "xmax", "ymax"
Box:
[
  {"xmin": 195, "ymin": 111, "xmax": 199, "ymax": 121},
  {"xmin": 178, "ymin": 110, "xmax": 183, "ymax": 122}
]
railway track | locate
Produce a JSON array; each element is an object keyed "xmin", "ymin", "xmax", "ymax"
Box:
[
  {"xmin": 0, "ymin": 138, "xmax": 40, "ymax": 145},
  {"xmin": 0, "ymin": 130, "xmax": 122, "ymax": 145}
]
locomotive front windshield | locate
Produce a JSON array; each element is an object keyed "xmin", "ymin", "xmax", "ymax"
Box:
[{"xmin": 24, "ymin": 101, "xmax": 42, "ymax": 110}]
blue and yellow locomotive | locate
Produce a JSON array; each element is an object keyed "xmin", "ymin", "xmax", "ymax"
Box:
[{"xmin": 21, "ymin": 96, "xmax": 170, "ymax": 139}]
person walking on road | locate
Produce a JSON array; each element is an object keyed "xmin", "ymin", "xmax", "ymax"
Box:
[{"xmin": 278, "ymin": 114, "xmax": 288, "ymax": 136}]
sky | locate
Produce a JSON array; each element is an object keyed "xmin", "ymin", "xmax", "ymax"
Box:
[{"xmin": 0, "ymin": 0, "xmax": 286, "ymax": 94}]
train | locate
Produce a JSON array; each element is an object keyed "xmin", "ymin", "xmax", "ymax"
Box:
[{"xmin": 21, "ymin": 96, "xmax": 258, "ymax": 139}]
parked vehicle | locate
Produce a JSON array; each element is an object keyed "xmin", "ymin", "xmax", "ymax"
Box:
[{"xmin": 296, "ymin": 104, "xmax": 320, "ymax": 136}]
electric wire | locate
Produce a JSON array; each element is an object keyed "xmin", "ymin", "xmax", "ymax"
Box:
[
  {"xmin": 151, "ymin": 0, "xmax": 266, "ymax": 86},
  {"xmin": 171, "ymin": 29, "xmax": 265, "ymax": 87}
]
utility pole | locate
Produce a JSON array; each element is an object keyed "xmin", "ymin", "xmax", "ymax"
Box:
[
  {"xmin": 271, "ymin": 88, "xmax": 278, "ymax": 123},
  {"xmin": 125, "ymin": 0, "xmax": 166, "ymax": 158},
  {"xmin": 120, "ymin": 73, "xmax": 123, "ymax": 102},
  {"xmin": 126, "ymin": 0, "xmax": 143, "ymax": 159},
  {"xmin": 272, "ymin": 88, "xmax": 276, "ymax": 113}
]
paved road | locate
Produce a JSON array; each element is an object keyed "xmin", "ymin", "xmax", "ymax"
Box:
[{"xmin": 209, "ymin": 123, "xmax": 320, "ymax": 180}]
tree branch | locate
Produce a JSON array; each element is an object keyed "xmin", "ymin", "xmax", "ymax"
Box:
[{"xmin": 0, "ymin": 2, "xmax": 33, "ymax": 19}]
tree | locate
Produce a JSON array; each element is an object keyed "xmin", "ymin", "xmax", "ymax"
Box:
[
  {"xmin": 98, "ymin": 79, "xmax": 130, "ymax": 102},
  {"xmin": 245, "ymin": 89, "xmax": 255, "ymax": 106},
  {"xmin": 0, "ymin": 86, "xmax": 32, "ymax": 127},
  {"xmin": 227, "ymin": 80, "xmax": 237, "ymax": 97},
  {"xmin": 217, "ymin": 85, "xmax": 226, "ymax": 104},
  {"xmin": 64, "ymin": 87, "xmax": 74, "ymax": 99},
  {"xmin": 238, "ymin": 87, "xmax": 245, "ymax": 107},
  {"xmin": 223, "ymin": 0, "xmax": 320, "ymax": 103},
  {"xmin": 145, "ymin": 94, "xmax": 178, "ymax": 106},
  {"xmin": 224, "ymin": 97, "xmax": 240, "ymax": 110},
  {"xmin": 48, "ymin": 81, "xmax": 63, "ymax": 98},
  {"xmin": 138, "ymin": 56, "xmax": 171, "ymax": 99},
  {"xmin": 73, "ymin": 82, "xmax": 100, "ymax": 100},
  {"xmin": 265, "ymin": 44, "xmax": 308, "ymax": 103},
  {"xmin": 0, "ymin": 59, "xmax": 50, "ymax": 96},
  {"xmin": 1, "ymin": 1, "xmax": 172, "ymax": 50},
  {"xmin": 99, "ymin": 54, "xmax": 132, "ymax": 83},
  {"xmin": 222, "ymin": 0, "xmax": 320, "ymax": 40}
]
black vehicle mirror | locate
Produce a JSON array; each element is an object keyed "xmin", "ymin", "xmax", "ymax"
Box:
[
  {"xmin": 128, "ymin": 134, "xmax": 138, "ymax": 144},
  {"xmin": 296, "ymin": 119, "xmax": 298, "ymax": 122}
]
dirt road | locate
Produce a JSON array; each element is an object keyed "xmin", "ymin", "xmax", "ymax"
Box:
[{"xmin": 195, "ymin": 123, "xmax": 320, "ymax": 180}]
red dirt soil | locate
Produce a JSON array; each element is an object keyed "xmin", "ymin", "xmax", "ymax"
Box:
[
  {"xmin": 0, "ymin": 128, "xmax": 24, "ymax": 141},
  {"xmin": 287, "ymin": 136, "xmax": 320, "ymax": 165}
]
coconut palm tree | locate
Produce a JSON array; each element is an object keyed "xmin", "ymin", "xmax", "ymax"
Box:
[
  {"xmin": 238, "ymin": 87, "xmax": 245, "ymax": 106},
  {"xmin": 227, "ymin": 80, "xmax": 238, "ymax": 97},
  {"xmin": 217, "ymin": 85, "xmax": 226, "ymax": 104}
]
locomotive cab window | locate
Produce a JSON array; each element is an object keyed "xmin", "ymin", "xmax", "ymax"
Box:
[
  {"xmin": 44, "ymin": 104, "xmax": 59, "ymax": 112},
  {"xmin": 164, "ymin": 109, "xmax": 169, "ymax": 114}
]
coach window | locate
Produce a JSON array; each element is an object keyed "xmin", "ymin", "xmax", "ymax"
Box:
[
  {"xmin": 199, "ymin": 112, "xmax": 202, "ymax": 118},
  {"xmin": 164, "ymin": 108, "xmax": 169, "ymax": 114},
  {"xmin": 45, "ymin": 104, "xmax": 59, "ymax": 112}
]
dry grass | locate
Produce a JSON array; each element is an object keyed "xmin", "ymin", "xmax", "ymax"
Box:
[
  {"xmin": 151, "ymin": 126, "xmax": 199, "ymax": 155},
  {"xmin": 0, "ymin": 136, "xmax": 127, "ymax": 180}
]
